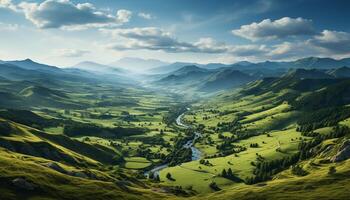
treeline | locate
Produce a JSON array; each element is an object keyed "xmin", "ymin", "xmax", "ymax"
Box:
[
  {"xmin": 246, "ymin": 125, "xmax": 349, "ymax": 184},
  {"xmin": 0, "ymin": 121, "xmax": 12, "ymax": 136},
  {"xmin": 215, "ymin": 141, "xmax": 247, "ymax": 157},
  {"xmin": 63, "ymin": 123, "xmax": 147, "ymax": 138},
  {"xmin": 246, "ymin": 153, "xmax": 300, "ymax": 184},
  {"xmin": 136, "ymin": 147, "xmax": 167, "ymax": 160},
  {"xmin": 296, "ymin": 106, "xmax": 350, "ymax": 132},
  {"xmin": 293, "ymin": 79, "xmax": 350, "ymax": 110},
  {"xmin": 299, "ymin": 125, "xmax": 349, "ymax": 160},
  {"xmin": 162, "ymin": 104, "xmax": 189, "ymax": 125},
  {"xmin": 221, "ymin": 168, "xmax": 243, "ymax": 182},
  {"xmin": 165, "ymin": 130, "xmax": 195, "ymax": 166},
  {"xmin": 0, "ymin": 109, "xmax": 60, "ymax": 130}
]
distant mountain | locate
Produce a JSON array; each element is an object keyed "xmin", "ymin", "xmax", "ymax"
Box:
[
  {"xmin": 149, "ymin": 62, "xmax": 230, "ymax": 74},
  {"xmin": 241, "ymin": 68, "xmax": 342, "ymax": 95},
  {"xmin": 231, "ymin": 57, "xmax": 350, "ymax": 71},
  {"xmin": 170, "ymin": 65, "xmax": 208, "ymax": 76},
  {"xmin": 148, "ymin": 62, "xmax": 196, "ymax": 74},
  {"xmin": 72, "ymin": 61, "xmax": 125, "ymax": 74},
  {"xmin": 328, "ymin": 66, "xmax": 350, "ymax": 78},
  {"xmin": 155, "ymin": 65, "xmax": 256, "ymax": 93},
  {"xmin": 200, "ymin": 63, "xmax": 231, "ymax": 70},
  {"xmin": 200, "ymin": 68, "xmax": 255, "ymax": 92},
  {"xmin": 157, "ymin": 65, "xmax": 211, "ymax": 85},
  {"xmin": 5, "ymin": 59, "xmax": 61, "ymax": 73},
  {"xmin": 285, "ymin": 68, "xmax": 333, "ymax": 79},
  {"xmin": 0, "ymin": 63, "xmax": 47, "ymax": 81},
  {"xmin": 109, "ymin": 57, "xmax": 169, "ymax": 72},
  {"xmin": 139, "ymin": 56, "xmax": 350, "ymax": 75},
  {"xmin": 291, "ymin": 57, "xmax": 349, "ymax": 69}
]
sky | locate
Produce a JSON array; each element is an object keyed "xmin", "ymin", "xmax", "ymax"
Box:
[{"xmin": 0, "ymin": 0, "xmax": 350, "ymax": 67}]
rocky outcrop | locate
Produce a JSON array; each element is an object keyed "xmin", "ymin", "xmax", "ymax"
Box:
[
  {"xmin": 12, "ymin": 177, "xmax": 36, "ymax": 190},
  {"xmin": 331, "ymin": 139, "xmax": 350, "ymax": 162}
]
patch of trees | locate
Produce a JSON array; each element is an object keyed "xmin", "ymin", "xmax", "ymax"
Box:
[
  {"xmin": 221, "ymin": 168, "xmax": 242, "ymax": 182},
  {"xmin": 136, "ymin": 147, "xmax": 166, "ymax": 160},
  {"xmin": 166, "ymin": 147, "xmax": 192, "ymax": 166},
  {"xmin": 299, "ymin": 125, "xmax": 349, "ymax": 160},
  {"xmin": 250, "ymin": 143, "xmax": 259, "ymax": 148},
  {"xmin": 199, "ymin": 159, "xmax": 213, "ymax": 166},
  {"xmin": 296, "ymin": 106, "xmax": 350, "ymax": 132},
  {"xmin": 0, "ymin": 109, "xmax": 60, "ymax": 130},
  {"xmin": 0, "ymin": 121, "xmax": 12, "ymax": 136},
  {"xmin": 293, "ymin": 80, "xmax": 350, "ymax": 110},
  {"xmin": 291, "ymin": 165, "xmax": 308, "ymax": 176},
  {"xmin": 63, "ymin": 122, "xmax": 147, "ymax": 138},
  {"xmin": 246, "ymin": 153, "xmax": 300, "ymax": 184},
  {"xmin": 134, "ymin": 135, "xmax": 168, "ymax": 146},
  {"xmin": 162, "ymin": 105, "xmax": 188, "ymax": 125},
  {"xmin": 215, "ymin": 141, "xmax": 247, "ymax": 157},
  {"xmin": 246, "ymin": 125, "xmax": 349, "ymax": 184},
  {"xmin": 216, "ymin": 119, "xmax": 242, "ymax": 133}
]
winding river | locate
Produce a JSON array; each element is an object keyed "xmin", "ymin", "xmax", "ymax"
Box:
[{"xmin": 145, "ymin": 109, "xmax": 202, "ymax": 177}]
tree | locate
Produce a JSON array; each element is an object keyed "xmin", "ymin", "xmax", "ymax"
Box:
[
  {"xmin": 148, "ymin": 172, "xmax": 154, "ymax": 179},
  {"xmin": 154, "ymin": 174, "xmax": 160, "ymax": 182},
  {"xmin": 166, "ymin": 172, "xmax": 175, "ymax": 181},
  {"xmin": 328, "ymin": 166, "xmax": 336, "ymax": 175},
  {"xmin": 221, "ymin": 169, "xmax": 227, "ymax": 177},
  {"xmin": 227, "ymin": 168, "xmax": 233, "ymax": 177},
  {"xmin": 209, "ymin": 182, "xmax": 221, "ymax": 191}
]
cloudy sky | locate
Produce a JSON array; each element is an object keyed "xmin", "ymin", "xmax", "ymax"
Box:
[{"xmin": 0, "ymin": 0, "xmax": 350, "ymax": 67}]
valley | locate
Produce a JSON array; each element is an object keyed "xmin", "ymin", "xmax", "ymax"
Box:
[{"xmin": 1, "ymin": 56, "xmax": 350, "ymax": 200}]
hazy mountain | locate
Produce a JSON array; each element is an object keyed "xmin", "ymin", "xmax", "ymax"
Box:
[
  {"xmin": 149, "ymin": 62, "xmax": 230, "ymax": 74},
  {"xmin": 5, "ymin": 59, "xmax": 61, "ymax": 73},
  {"xmin": 147, "ymin": 62, "xmax": 196, "ymax": 74},
  {"xmin": 285, "ymin": 68, "xmax": 333, "ymax": 79},
  {"xmin": 200, "ymin": 63, "xmax": 231, "ymax": 70},
  {"xmin": 157, "ymin": 65, "xmax": 211, "ymax": 84},
  {"xmin": 328, "ymin": 66, "xmax": 350, "ymax": 78},
  {"xmin": 170, "ymin": 65, "xmax": 208, "ymax": 76},
  {"xmin": 291, "ymin": 57, "xmax": 349, "ymax": 69},
  {"xmin": 200, "ymin": 68, "xmax": 255, "ymax": 92},
  {"xmin": 109, "ymin": 57, "xmax": 169, "ymax": 72},
  {"xmin": 155, "ymin": 65, "xmax": 256, "ymax": 93},
  {"xmin": 72, "ymin": 61, "xmax": 125, "ymax": 74}
]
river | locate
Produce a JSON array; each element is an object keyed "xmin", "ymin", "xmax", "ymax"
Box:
[{"xmin": 145, "ymin": 109, "xmax": 202, "ymax": 177}]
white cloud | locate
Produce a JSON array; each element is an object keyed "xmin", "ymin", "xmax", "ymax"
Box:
[
  {"xmin": 6, "ymin": 0, "xmax": 132, "ymax": 29},
  {"xmin": 117, "ymin": 9, "xmax": 132, "ymax": 23},
  {"xmin": 102, "ymin": 27, "xmax": 197, "ymax": 52},
  {"xmin": 232, "ymin": 17, "xmax": 315, "ymax": 41},
  {"xmin": 54, "ymin": 48, "xmax": 90, "ymax": 57},
  {"xmin": 308, "ymin": 30, "xmax": 350, "ymax": 55},
  {"xmin": 138, "ymin": 12, "xmax": 153, "ymax": 20},
  {"xmin": 0, "ymin": 0, "xmax": 18, "ymax": 11},
  {"xmin": 101, "ymin": 27, "xmax": 269, "ymax": 59}
]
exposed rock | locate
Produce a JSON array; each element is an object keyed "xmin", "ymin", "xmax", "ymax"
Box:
[
  {"xmin": 331, "ymin": 139, "xmax": 350, "ymax": 162},
  {"xmin": 12, "ymin": 177, "xmax": 36, "ymax": 190},
  {"xmin": 69, "ymin": 171, "xmax": 89, "ymax": 179}
]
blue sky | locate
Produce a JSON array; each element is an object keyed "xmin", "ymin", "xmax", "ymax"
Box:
[{"xmin": 0, "ymin": 0, "xmax": 350, "ymax": 67}]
